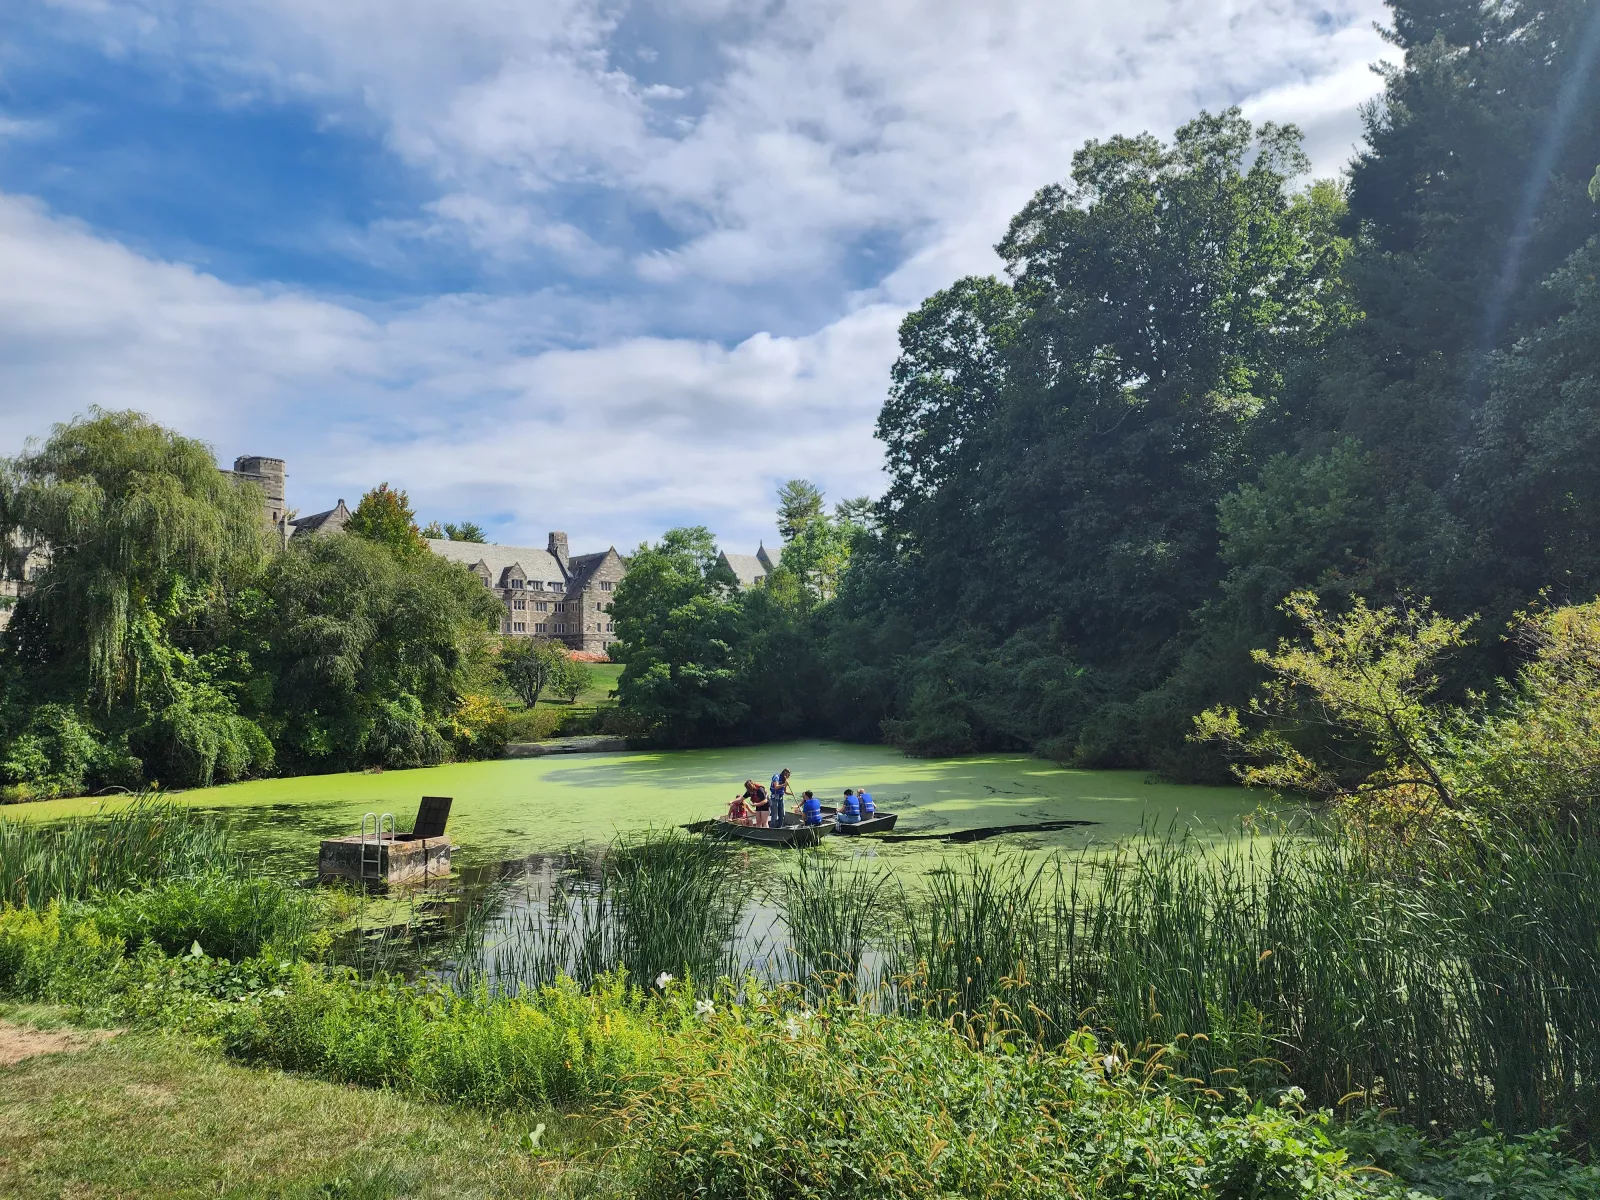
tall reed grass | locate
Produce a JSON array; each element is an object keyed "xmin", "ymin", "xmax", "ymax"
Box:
[
  {"xmin": 452, "ymin": 829, "xmax": 750, "ymax": 996},
  {"xmin": 878, "ymin": 823, "xmax": 1600, "ymax": 1136},
  {"xmin": 427, "ymin": 820, "xmax": 1599, "ymax": 1137},
  {"xmin": 0, "ymin": 796, "xmax": 235, "ymax": 907}
]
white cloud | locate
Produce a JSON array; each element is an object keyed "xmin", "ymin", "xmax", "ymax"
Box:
[
  {"xmin": 6, "ymin": 0, "xmax": 1398, "ymax": 547},
  {"xmin": 0, "ymin": 193, "xmax": 895, "ymax": 549}
]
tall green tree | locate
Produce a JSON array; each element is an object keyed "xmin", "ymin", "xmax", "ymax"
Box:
[
  {"xmin": 346, "ymin": 483, "xmax": 427, "ymax": 562},
  {"xmin": 608, "ymin": 527, "xmax": 747, "ymax": 746}
]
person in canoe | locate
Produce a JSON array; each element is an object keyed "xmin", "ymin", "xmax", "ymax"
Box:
[
  {"xmin": 857, "ymin": 787, "xmax": 876, "ymax": 817},
  {"xmin": 769, "ymin": 768, "xmax": 793, "ymax": 829},
  {"xmin": 837, "ymin": 788, "xmax": 862, "ymax": 825},
  {"xmin": 733, "ymin": 779, "xmax": 768, "ymax": 826},
  {"xmin": 799, "ymin": 789, "xmax": 825, "ymax": 826}
]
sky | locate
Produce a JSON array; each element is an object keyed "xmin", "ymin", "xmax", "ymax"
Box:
[{"xmin": 0, "ymin": 0, "xmax": 1393, "ymax": 553}]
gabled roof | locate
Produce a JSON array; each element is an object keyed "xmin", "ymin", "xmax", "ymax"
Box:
[
  {"xmin": 719, "ymin": 551, "xmax": 768, "ymax": 588},
  {"xmin": 426, "ymin": 538, "xmax": 567, "ymax": 585},
  {"xmin": 757, "ymin": 543, "xmax": 782, "ymax": 572},
  {"xmin": 291, "ymin": 499, "xmax": 350, "ymax": 537}
]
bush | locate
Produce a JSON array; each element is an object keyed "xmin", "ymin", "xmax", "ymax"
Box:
[
  {"xmin": 622, "ymin": 995, "xmax": 1372, "ymax": 1200},
  {"xmin": 1, "ymin": 703, "xmax": 102, "ymax": 799},
  {"xmin": 364, "ymin": 694, "xmax": 449, "ymax": 768},
  {"xmin": 0, "ymin": 903, "xmax": 126, "ymax": 1003},
  {"xmin": 224, "ymin": 970, "xmax": 679, "ymax": 1111},
  {"xmin": 501, "ymin": 706, "xmax": 563, "ymax": 742},
  {"xmin": 90, "ymin": 873, "xmax": 321, "ymax": 963},
  {"xmin": 443, "ymin": 692, "xmax": 511, "ymax": 760}
]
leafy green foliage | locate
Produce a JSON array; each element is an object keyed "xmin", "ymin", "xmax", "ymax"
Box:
[
  {"xmin": 421, "ymin": 519, "xmax": 486, "ymax": 543},
  {"xmin": 1196, "ymin": 592, "xmax": 1600, "ymax": 840},
  {"xmin": 344, "ymin": 483, "xmax": 427, "ymax": 562}
]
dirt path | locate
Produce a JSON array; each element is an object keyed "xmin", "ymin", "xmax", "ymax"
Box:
[{"xmin": 0, "ymin": 1021, "xmax": 115, "ymax": 1067}]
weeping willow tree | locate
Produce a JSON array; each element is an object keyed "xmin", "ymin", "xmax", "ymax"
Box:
[{"xmin": 1, "ymin": 409, "xmax": 272, "ymax": 794}]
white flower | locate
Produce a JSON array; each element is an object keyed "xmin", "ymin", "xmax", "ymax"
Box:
[
  {"xmin": 694, "ymin": 998, "xmax": 716, "ymax": 1018},
  {"xmin": 1278, "ymin": 1086, "xmax": 1307, "ymax": 1108},
  {"xmin": 655, "ymin": 972, "xmax": 676, "ymax": 989},
  {"xmin": 1103, "ymin": 1053, "xmax": 1120, "ymax": 1073},
  {"xmin": 783, "ymin": 1015, "xmax": 802, "ymax": 1039}
]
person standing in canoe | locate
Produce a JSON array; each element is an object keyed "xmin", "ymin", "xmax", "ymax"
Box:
[
  {"xmin": 734, "ymin": 779, "xmax": 768, "ymax": 825},
  {"xmin": 769, "ymin": 768, "xmax": 792, "ymax": 829},
  {"xmin": 838, "ymin": 788, "xmax": 861, "ymax": 825}
]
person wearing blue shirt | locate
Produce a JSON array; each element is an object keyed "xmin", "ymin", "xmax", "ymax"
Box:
[
  {"xmin": 799, "ymin": 789, "xmax": 824, "ymax": 825},
  {"xmin": 838, "ymin": 788, "xmax": 861, "ymax": 824},
  {"xmin": 857, "ymin": 788, "xmax": 875, "ymax": 816},
  {"xmin": 769, "ymin": 768, "xmax": 792, "ymax": 829}
]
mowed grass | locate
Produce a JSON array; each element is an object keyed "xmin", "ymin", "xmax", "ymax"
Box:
[
  {"xmin": 0, "ymin": 1011, "xmax": 612, "ymax": 1199},
  {"xmin": 533, "ymin": 663, "xmax": 622, "ymax": 711}
]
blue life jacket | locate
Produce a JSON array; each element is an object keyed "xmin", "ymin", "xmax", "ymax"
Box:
[
  {"xmin": 858, "ymin": 790, "xmax": 875, "ymax": 815},
  {"xmin": 771, "ymin": 774, "xmax": 789, "ymax": 801},
  {"xmin": 840, "ymin": 792, "xmax": 861, "ymax": 822},
  {"xmin": 800, "ymin": 794, "xmax": 823, "ymax": 824}
]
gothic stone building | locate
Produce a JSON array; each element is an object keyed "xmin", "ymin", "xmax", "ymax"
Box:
[
  {"xmin": 428, "ymin": 534, "xmax": 625, "ymax": 654},
  {"xmin": 222, "ymin": 455, "xmax": 624, "ymax": 654}
]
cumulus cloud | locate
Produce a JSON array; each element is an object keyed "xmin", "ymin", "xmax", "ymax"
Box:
[
  {"xmin": 4, "ymin": 0, "xmax": 1397, "ymax": 547},
  {"xmin": 0, "ymin": 193, "xmax": 895, "ymax": 549}
]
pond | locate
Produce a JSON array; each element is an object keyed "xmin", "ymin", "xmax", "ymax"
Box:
[{"xmin": 13, "ymin": 739, "xmax": 1263, "ymax": 879}]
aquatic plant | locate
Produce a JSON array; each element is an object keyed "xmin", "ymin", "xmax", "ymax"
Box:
[
  {"xmin": 773, "ymin": 850, "xmax": 888, "ymax": 1000},
  {"xmin": 0, "ymin": 795, "xmax": 236, "ymax": 907}
]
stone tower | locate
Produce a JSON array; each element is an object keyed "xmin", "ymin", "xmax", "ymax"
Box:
[
  {"xmin": 547, "ymin": 530, "xmax": 569, "ymax": 569},
  {"xmin": 231, "ymin": 456, "xmax": 287, "ymax": 527}
]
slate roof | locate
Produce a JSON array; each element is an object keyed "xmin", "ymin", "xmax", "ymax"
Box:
[
  {"xmin": 720, "ymin": 552, "xmax": 768, "ymax": 588},
  {"xmin": 292, "ymin": 499, "xmax": 350, "ymax": 537},
  {"xmin": 757, "ymin": 544, "xmax": 782, "ymax": 572},
  {"xmin": 426, "ymin": 538, "xmax": 568, "ymax": 587}
]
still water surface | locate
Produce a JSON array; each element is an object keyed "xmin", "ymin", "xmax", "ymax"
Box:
[{"xmin": 16, "ymin": 740, "xmax": 1262, "ymax": 878}]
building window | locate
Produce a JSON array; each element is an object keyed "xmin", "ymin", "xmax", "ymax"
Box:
[
  {"xmin": 510, "ymin": 578, "xmax": 523, "ymax": 589},
  {"xmin": 535, "ymin": 622, "xmax": 548, "ymax": 633},
  {"xmin": 594, "ymin": 602, "xmax": 603, "ymax": 611},
  {"xmin": 513, "ymin": 598, "xmax": 525, "ymax": 610},
  {"xmin": 535, "ymin": 601, "xmax": 548, "ymax": 612},
  {"xmin": 550, "ymin": 582, "xmax": 565, "ymax": 592},
  {"xmin": 529, "ymin": 580, "xmax": 544, "ymax": 591},
  {"xmin": 513, "ymin": 621, "xmax": 525, "ymax": 632},
  {"xmin": 605, "ymin": 622, "xmax": 615, "ymax": 632},
  {"xmin": 600, "ymin": 580, "xmax": 613, "ymax": 592},
  {"xmin": 554, "ymin": 623, "xmax": 566, "ymax": 634},
  {"xmin": 553, "ymin": 601, "xmax": 565, "ymax": 613}
]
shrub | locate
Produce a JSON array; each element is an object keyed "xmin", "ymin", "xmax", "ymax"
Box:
[
  {"xmin": 622, "ymin": 996, "xmax": 1373, "ymax": 1200},
  {"xmin": 90, "ymin": 873, "xmax": 321, "ymax": 963},
  {"xmin": 0, "ymin": 903, "xmax": 126, "ymax": 1003},
  {"xmin": 0, "ymin": 703, "xmax": 102, "ymax": 799},
  {"xmin": 501, "ymin": 706, "xmax": 563, "ymax": 742},
  {"xmin": 364, "ymin": 694, "xmax": 449, "ymax": 768},
  {"xmin": 224, "ymin": 969, "xmax": 679, "ymax": 1111},
  {"xmin": 444, "ymin": 692, "xmax": 511, "ymax": 760}
]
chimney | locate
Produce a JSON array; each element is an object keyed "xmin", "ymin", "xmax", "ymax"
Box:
[{"xmin": 547, "ymin": 531, "xmax": 569, "ymax": 568}]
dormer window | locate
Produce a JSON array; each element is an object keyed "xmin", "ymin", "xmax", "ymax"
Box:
[
  {"xmin": 528, "ymin": 580, "xmax": 545, "ymax": 591},
  {"xmin": 510, "ymin": 578, "xmax": 524, "ymax": 589},
  {"xmin": 549, "ymin": 582, "xmax": 565, "ymax": 592}
]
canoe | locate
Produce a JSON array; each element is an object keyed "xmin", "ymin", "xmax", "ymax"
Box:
[
  {"xmin": 821, "ymin": 806, "xmax": 899, "ymax": 835},
  {"xmin": 710, "ymin": 813, "xmax": 835, "ymax": 848}
]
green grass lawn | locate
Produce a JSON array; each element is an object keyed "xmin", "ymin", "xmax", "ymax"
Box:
[
  {"xmin": 0, "ymin": 1010, "xmax": 610, "ymax": 1199},
  {"xmin": 533, "ymin": 663, "xmax": 622, "ymax": 710}
]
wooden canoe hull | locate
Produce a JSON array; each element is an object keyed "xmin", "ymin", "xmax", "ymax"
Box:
[
  {"xmin": 821, "ymin": 807, "xmax": 899, "ymax": 835},
  {"xmin": 711, "ymin": 815, "xmax": 834, "ymax": 848}
]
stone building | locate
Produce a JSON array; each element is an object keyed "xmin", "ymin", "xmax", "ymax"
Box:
[
  {"xmin": 0, "ymin": 535, "xmax": 48, "ymax": 633},
  {"xmin": 428, "ymin": 533, "xmax": 626, "ymax": 654},
  {"xmin": 718, "ymin": 544, "xmax": 783, "ymax": 588},
  {"xmin": 232, "ymin": 454, "xmax": 626, "ymax": 653}
]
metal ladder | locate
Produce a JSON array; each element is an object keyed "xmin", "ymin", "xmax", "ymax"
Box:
[{"xmin": 359, "ymin": 811, "xmax": 395, "ymax": 882}]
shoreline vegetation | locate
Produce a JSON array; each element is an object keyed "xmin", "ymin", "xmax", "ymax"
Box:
[{"xmin": 2, "ymin": 799, "xmax": 1597, "ymax": 1197}]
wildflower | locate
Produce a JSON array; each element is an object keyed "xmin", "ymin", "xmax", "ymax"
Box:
[
  {"xmin": 1277, "ymin": 1086, "xmax": 1307, "ymax": 1108},
  {"xmin": 1103, "ymin": 1053, "xmax": 1120, "ymax": 1074},
  {"xmin": 655, "ymin": 971, "xmax": 676, "ymax": 989},
  {"xmin": 695, "ymin": 998, "xmax": 716, "ymax": 1019},
  {"xmin": 783, "ymin": 1015, "xmax": 803, "ymax": 1039}
]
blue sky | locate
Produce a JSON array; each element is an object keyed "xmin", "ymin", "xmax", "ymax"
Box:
[{"xmin": 0, "ymin": 0, "xmax": 1391, "ymax": 552}]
